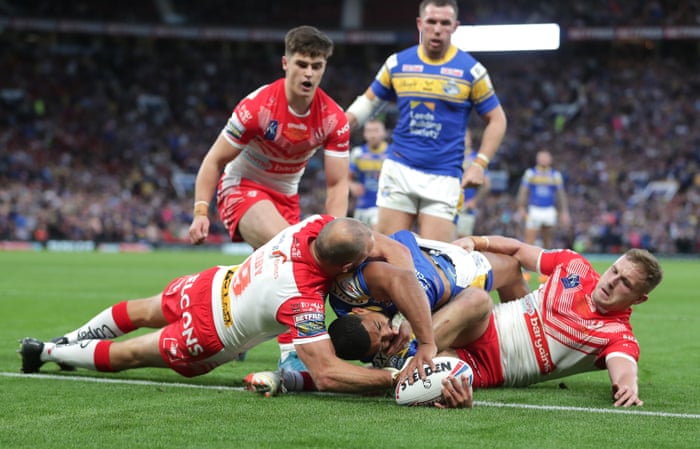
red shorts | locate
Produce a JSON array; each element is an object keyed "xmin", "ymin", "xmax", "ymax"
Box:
[
  {"xmin": 455, "ymin": 314, "xmax": 505, "ymax": 389},
  {"xmin": 217, "ymin": 178, "xmax": 300, "ymax": 242},
  {"xmin": 159, "ymin": 267, "xmax": 227, "ymax": 377}
]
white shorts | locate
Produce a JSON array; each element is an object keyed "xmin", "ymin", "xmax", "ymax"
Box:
[
  {"xmin": 376, "ymin": 159, "xmax": 461, "ymax": 221},
  {"xmin": 353, "ymin": 207, "xmax": 379, "ymax": 227},
  {"xmin": 526, "ymin": 206, "xmax": 557, "ymax": 229}
]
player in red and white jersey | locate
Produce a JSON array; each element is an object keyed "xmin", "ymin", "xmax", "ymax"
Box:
[
  {"xmin": 21, "ymin": 217, "xmax": 468, "ymax": 403},
  {"xmin": 189, "ymin": 26, "xmax": 350, "ymax": 250},
  {"xmin": 440, "ymin": 235, "xmax": 663, "ymax": 407},
  {"xmin": 188, "ymin": 25, "xmax": 350, "ymax": 368}
]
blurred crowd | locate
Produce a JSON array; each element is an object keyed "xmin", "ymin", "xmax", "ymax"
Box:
[{"xmin": 1, "ymin": 24, "xmax": 698, "ymax": 253}]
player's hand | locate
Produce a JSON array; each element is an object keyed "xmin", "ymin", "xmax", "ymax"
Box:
[
  {"xmin": 612, "ymin": 383, "xmax": 643, "ymax": 407},
  {"xmin": 451, "ymin": 237, "xmax": 476, "ymax": 252},
  {"xmin": 435, "ymin": 375, "xmax": 473, "ymax": 409},
  {"xmin": 189, "ymin": 216, "xmax": 210, "ymax": 245},
  {"xmin": 400, "ymin": 342, "xmax": 437, "ymax": 384},
  {"xmin": 461, "ymin": 164, "xmax": 485, "ymax": 188},
  {"xmin": 386, "ymin": 321, "xmax": 412, "ymax": 357}
]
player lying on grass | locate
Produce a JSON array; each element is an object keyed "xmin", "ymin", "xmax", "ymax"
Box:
[
  {"xmin": 330, "ymin": 237, "xmax": 663, "ymax": 407},
  {"xmin": 18, "ymin": 216, "xmax": 470, "ymax": 407},
  {"xmin": 244, "ymin": 230, "xmax": 529, "ymax": 391}
]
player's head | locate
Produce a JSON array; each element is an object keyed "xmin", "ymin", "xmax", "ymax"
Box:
[
  {"xmin": 417, "ymin": 0, "xmax": 459, "ymax": 59},
  {"xmin": 284, "ymin": 25, "xmax": 334, "ymax": 60},
  {"xmin": 282, "ymin": 26, "xmax": 334, "ymax": 103},
  {"xmin": 591, "ymin": 249, "xmax": 663, "ymax": 312},
  {"xmin": 328, "ymin": 308, "xmax": 396, "ymax": 360},
  {"xmin": 314, "ymin": 218, "xmax": 374, "ymax": 275},
  {"xmin": 362, "ymin": 119, "xmax": 387, "ymax": 149},
  {"xmin": 536, "ymin": 150, "xmax": 552, "ymax": 168}
]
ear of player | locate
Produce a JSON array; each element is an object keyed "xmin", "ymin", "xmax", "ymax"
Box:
[{"xmin": 394, "ymin": 356, "xmax": 473, "ymax": 406}]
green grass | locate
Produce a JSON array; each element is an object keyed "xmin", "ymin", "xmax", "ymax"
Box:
[{"xmin": 1, "ymin": 251, "xmax": 699, "ymax": 449}]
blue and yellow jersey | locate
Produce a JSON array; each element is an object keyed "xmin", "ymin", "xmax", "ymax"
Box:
[
  {"xmin": 521, "ymin": 166, "xmax": 564, "ymax": 208},
  {"xmin": 349, "ymin": 142, "xmax": 388, "ymax": 209},
  {"xmin": 370, "ymin": 45, "xmax": 500, "ymax": 178}
]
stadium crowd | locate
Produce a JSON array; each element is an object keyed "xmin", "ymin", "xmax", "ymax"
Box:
[{"xmin": 1, "ymin": 5, "xmax": 699, "ymax": 254}]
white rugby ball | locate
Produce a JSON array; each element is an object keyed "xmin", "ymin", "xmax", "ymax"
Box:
[{"xmin": 395, "ymin": 356, "xmax": 473, "ymax": 406}]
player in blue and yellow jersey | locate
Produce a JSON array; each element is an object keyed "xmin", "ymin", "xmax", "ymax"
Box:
[
  {"xmin": 349, "ymin": 119, "xmax": 389, "ymax": 229},
  {"xmin": 516, "ymin": 150, "xmax": 571, "ymax": 281},
  {"xmin": 346, "ymin": 0, "xmax": 507, "ymax": 242}
]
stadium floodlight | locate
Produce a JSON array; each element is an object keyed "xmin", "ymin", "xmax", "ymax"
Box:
[{"xmin": 451, "ymin": 23, "xmax": 561, "ymax": 52}]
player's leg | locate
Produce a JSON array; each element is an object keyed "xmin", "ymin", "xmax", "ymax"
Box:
[
  {"xmin": 417, "ymin": 214, "xmax": 456, "ymax": 242},
  {"xmin": 415, "ymin": 170, "xmax": 461, "ymax": 242},
  {"xmin": 432, "ymin": 288, "xmax": 492, "ymax": 350},
  {"xmin": 57, "ymin": 294, "xmax": 163, "ymax": 344},
  {"xmin": 20, "ymin": 330, "xmax": 166, "ymax": 373},
  {"xmin": 238, "ymin": 200, "xmax": 292, "ymax": 249},
  {"xmin": 481, "ymin": 252, "xmax": 530, "ymax": 302},
  {"xmin": 376, "ymin": 207, "xmax": 415, "ymax": 235}
]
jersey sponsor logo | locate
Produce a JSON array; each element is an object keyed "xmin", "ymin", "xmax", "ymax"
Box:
[
  {"xmin": 440, "ymin": 67, "xmax": 464, "ymax": 77},
  {"xmin": 294, "ymin": 312, "xmax": 326, "ymax": 337},
  {"xmin": 237, "ymin": 105, "xmax": 253, "ymax": 124},
  {"xmin": 330, "ymin": 274, "xmax": 370, "ymax": 305},
  {"xmin": 264, "ymin": 120, "xmax": 278, "ymax": 140},
  {"xmin": 561, "ymin": 273, "xmax": 580, "ymax": 289},
  {"xmin": 469, "ymin": 62, "xmax": 487, "ymax": 79},
  {"xmin": 220, "ymin": 268, "xmax": 237, "ymax": 327},
  {"xmin": 442, "ymin": 79, "xmax": 460, "ymax": 95},
  {"xmin": 179, "ymin": 274, "xmax": 204, "ymax": 357},
  {"xmin": 525, "ymin": 311, "xmax": 556, "ymax": 375},
  {"xmin": 226, "ymin": 114, "xmax": 245, "ymax": 140},
  {"xmin": 288, "ymin": 122, "xmax": 307, "ymax": 131},
  {"xmin": 402, "ymin": 64, "xmax": 424, "ymax": 72},
  {"xmin": 336, "ymin": 122, "xmax": 350, "ymax": 136}
]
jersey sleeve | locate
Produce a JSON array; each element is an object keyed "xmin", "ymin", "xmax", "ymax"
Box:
[
  {"xmin": 369, "ymin": 53, "xmax": 398, "ymax": 102},
  {"xmin": 538, "ymin": 249, "xmax": 586, "ymax": 276},
  {"xmin": 222, "ymin": 85, "xmax": 267, "ymax": 148},
  {"xmin": 468, "ymin": 61, "xmax": 501, "ymax": 115},
  {"xmin": 322, "ymin": 101, "xmax": 350, "ymax": 157},
  {"xmin": 597, "ymin": 335, "xmax": 640, "ymax": 368},
  {"xmin": 276, "ymin": 294, "xmax": 328, "ymax": 343}
]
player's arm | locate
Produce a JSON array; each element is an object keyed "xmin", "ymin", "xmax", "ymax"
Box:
[
  {"xmin": 346, "ymin": 88, "xmax": 387, "ymax": 131},
  {"xmin": 322, "ymin": 153, "xmax": 350, "ymax": 217},
  {"xmin": 607, "ymin": 356, "xmax": 643, "ymax": 407},
  {"xmin": 360, "ymin": 260, "xmax": 436, "ymax": 380},
  {"xmin": 463, "ymin": 105, "xmax": 507, "ymax": 188},
  {"xmin": 453, "ymin": 235, "xmax": 543, "ymax": 274},
  {"xmin": 189, "ymin": 134, "xmax": 242, "ymax": 244},
  {"xmin": 294, "ymin": 338, "xmax": 395, "ymax": 393}
]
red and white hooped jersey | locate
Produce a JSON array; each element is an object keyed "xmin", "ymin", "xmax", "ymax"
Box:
[
  {"xmin": 210, "ymin": 214, "xmax": 336, "ymax": 352},
  {"xmin": 495, "ymin": 249, "xmax": 639, "ymax": 387},
  {"xmin": 220, "ymin": 79, "xmax": 350, "ymax": 195}
]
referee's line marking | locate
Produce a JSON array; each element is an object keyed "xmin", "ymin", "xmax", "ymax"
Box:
[{"xmin": 3, "ymin": 371, "xmax": 700, "ymax": 419}]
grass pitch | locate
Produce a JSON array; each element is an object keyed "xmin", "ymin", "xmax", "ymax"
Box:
[{"xmin": 1, "ymin": 250, "xmax": 699, "ymax": 449}]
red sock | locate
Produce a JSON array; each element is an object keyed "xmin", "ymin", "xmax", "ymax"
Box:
[
  {"xmin": 112, "ymin": 301, "xmax": 137, "ymax": 333},
  {"xmin": 93, "ymin": 341, "xmax": 114, "ymax": 372}
]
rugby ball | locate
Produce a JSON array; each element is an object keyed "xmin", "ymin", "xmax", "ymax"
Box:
[{"xmin": 395, "ymin": 356, "xmax": 473, "ymax": 406}]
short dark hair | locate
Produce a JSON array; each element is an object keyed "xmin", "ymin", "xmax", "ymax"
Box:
[
  {"xmin": 419, "ymin": 0, "xmax": 458, "ymax": 17},
  {"xmin": 284, "ymin": 25, "xmax": 334, "ymax": 59},
  {"xmin": 328, "ymin": 315, "xmax": 371, "ymax": 360}
]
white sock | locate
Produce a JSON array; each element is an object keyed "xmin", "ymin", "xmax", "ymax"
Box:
[{"xmin": 43, "ymin": 340, "xmax": 100, "ymax": 370}]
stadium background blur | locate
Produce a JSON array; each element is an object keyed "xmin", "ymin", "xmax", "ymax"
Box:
[{"xmin": 1, "ymin": 1, "xmax": 698, "ymax": 255}]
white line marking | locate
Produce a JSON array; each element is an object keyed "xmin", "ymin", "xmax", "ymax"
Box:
[
  {"xmin": 2, "ymin": 371, "xmax": 246, "ymax": 392},
  {"xmin": 474, "ymin": 400, "xmax": 700, "ymax": 419},
  {"xmin": 4, "ymin": 372, "xmax": 700, "ymax": 419}
]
